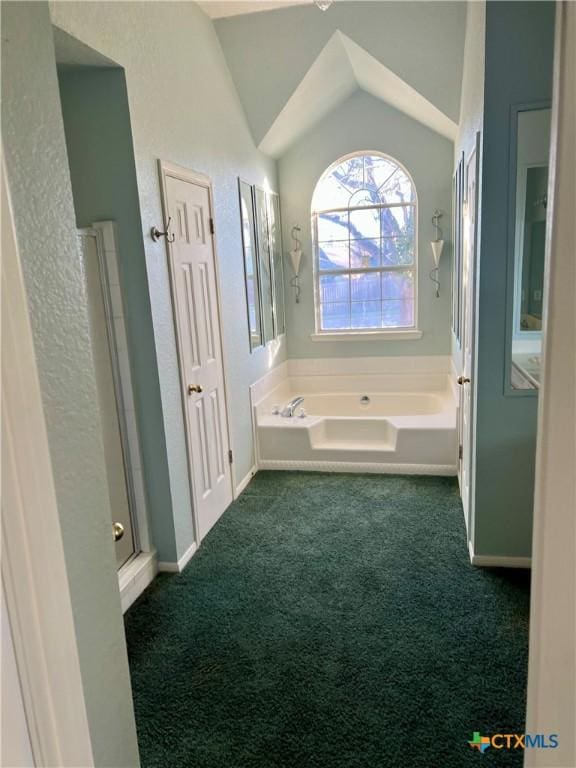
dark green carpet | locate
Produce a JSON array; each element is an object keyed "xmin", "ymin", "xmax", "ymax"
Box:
[{"xmin": 125, "ymin": 472, "xmax": 530, "ymax": 767}]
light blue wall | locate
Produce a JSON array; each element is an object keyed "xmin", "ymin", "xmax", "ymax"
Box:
[
  {"xmin": 58, "ymin": 66, "xmax": 180, "ymax": 563},
  {"xmin": 50, "ymin": 1, "xmax": 287, "ymax": 554},
  {"xmin": 474, "ymin": 0, "xmax": 555, "ymax": 558},
  {"xmin": 215, "ymin": 1, "xmax": 466, "ymax": 145},
  {"xmin": 278, "ymin": 90, "xmax": 454, "ymax": 359},
  {"xmin": 1, "ymin": 3, "xmax": 139, "ymax": 765}
]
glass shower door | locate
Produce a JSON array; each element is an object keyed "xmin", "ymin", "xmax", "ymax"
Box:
[{"xmin": 79, "ymin": 232, "xmax": 136, "ymax": 568}]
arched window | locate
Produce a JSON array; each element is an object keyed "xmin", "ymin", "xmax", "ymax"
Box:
[{"xmin": 312, "ymin": 152, "xmax": 417, "ymax": 333}]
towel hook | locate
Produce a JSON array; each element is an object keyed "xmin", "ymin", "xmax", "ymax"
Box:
[{"xmin": 151, "ymin": 216, "xmax": 175, "ymax": 243}]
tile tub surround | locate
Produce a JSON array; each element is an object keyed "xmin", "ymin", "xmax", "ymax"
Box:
[{"xmin": 250, "ymin": 356, "xmax": 457, "ymax": 474}]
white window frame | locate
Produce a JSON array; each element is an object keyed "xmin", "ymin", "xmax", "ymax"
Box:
[{"xmin": 311, "ymin": 151, "xmax": 421, "ymax": 342}]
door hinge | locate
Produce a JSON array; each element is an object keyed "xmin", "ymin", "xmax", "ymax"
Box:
[
  {"xmin": 459, "ymin": 444, "xmax": 463, "ymax": 460},
  {"xmin": 228, "ymin": 449, "xmax": 233, "ymax": 464},
  {"xmin": 209, "ymin": 218, "xmax": 215, "ymax": 235}
]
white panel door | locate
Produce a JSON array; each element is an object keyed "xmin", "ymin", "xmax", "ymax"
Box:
[
  {"xmin": 459, "ymin": 137, "xmax": 480, "ymax": 532},
  {"xmin": 164, "ymin": 170, "xmax": 233, "ymax": 541}
]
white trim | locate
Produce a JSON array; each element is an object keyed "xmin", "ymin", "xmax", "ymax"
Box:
[
  {"xmin": 259, "ymin": 459, "xmax": 457, "ymax": 476},
  {"xmin": 235, "ymin": 465, "xmax": 257, "ymax": 498},
  {"xmin": 1, "ymin": 162, "xmax": 94, "ymax": 766},
  {"xmin": 118, "ymin": 551, "xmax": 158, "ymax": 613},
  {"xmin": 157, "ymin": 541, "xmax": 198, "ymax": 574},
  {"xmin": 468, "ymin": 541, "xmax": 531, "ymax": 569},
  {"xmin": 525, "ymin": 6, "xmax": 576, "ymax": 763},
  {"xmin": 310, "ymin": 330, "xmax": 422, "ymax": 342}
]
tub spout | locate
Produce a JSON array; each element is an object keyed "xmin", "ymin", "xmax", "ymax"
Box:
[{"xmin": 281, "ymin": 396, "xmax": 305, "ymax": 418}]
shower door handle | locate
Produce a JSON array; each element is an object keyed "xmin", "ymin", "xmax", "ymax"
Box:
[{"xmin": 113, "ymin": 522, "xmax": 125, "ymax": 542}]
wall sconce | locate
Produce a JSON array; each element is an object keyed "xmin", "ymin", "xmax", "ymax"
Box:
[
  {"xmin": 288, "ymin": 225, "xmax": 303, "ymax": 303},
  {"xmin": 429, "ymin": 210, "xmax": 445, "ymax": 298}
]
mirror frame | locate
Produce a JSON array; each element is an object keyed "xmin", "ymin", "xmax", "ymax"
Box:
[
  {"xmin": 504, "ymin": 100, "xmax": 551, "ymax": 397},
  {"xmin": 267, "ymin": 191, "xmax": 285, "ymax": 338}
]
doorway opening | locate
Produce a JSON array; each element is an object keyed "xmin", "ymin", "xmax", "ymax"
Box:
[{"xmin": 54, "ymin": 28, "xmax": 160, "ymax": 610}]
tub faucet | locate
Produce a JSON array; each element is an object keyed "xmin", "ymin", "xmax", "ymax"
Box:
[{"xmin": 281, "ymin": 396, "xmax": 305, "ymax": 418}]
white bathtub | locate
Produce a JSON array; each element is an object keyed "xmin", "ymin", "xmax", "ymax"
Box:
[{"xmin": 253, "ymin": 370, "xmax": 458, "ymax": 475}]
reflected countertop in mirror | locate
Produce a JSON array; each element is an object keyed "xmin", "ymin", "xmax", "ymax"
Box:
[{"xmin": 512, "ymin": 352, "xmax": 541, "ymax": 389}]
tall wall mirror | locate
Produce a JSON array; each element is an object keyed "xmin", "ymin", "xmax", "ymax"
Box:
[
  {"xmin": 508, "ymin": 106, "xmax": 551, "ymax": 392},
  {"xmin": 254, "ymin": 186, "xmax": 275, "ymax": 344},
  {"xmin": 268, "ymin": 192, "xmax": 285, "ymax": 338},
  {"xmin": 238, "ymin": 180, "xmax": 262, "ymax": 350},
  {"xmin": 239, "ymin": 180, "xmax": 285, "ymax": 350}
]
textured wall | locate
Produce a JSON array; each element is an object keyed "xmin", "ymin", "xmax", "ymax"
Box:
[
  {"xmin": 1, "ymin": 3, "xmax": 139, "ymax": 765},
  {"xmin": 50, "ymin": 1, "xmax": 286, "ymax": 543},
  {"xmin": 58, "ymin": 67, "xmax": 180, "ymax": 562},
  {"xmin": 474, "ymin": 0, "xmax": 555, "ymax": 558},
  {"xmin": 278, "ymin": 90, "xmax": 454, "ymax": 359},
  {"xmin": 456, "ymin": 2, "xmax": 486, "ymax": 166}
]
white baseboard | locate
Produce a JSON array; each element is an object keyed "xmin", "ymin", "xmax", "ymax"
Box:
[
  {"xmin": 258, "ymin": 459, "xmax": 457, "ymax": 476},
  {"xmin": 119, "ymin": 550, "xmax": 157, "ymax": 613},
  {"xmin": 468, "ymin": 540, "xmax": 531, "ymax": 568},
  {"xmin": 235, "ymin": 465, "xmax": 256, "ymax": 498},
  {"xmin": 157, "ymin": 540, "xmax": 198, "ymax": 574}
]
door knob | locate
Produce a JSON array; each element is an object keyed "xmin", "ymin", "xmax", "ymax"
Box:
[
  {"xmin": 113, "ymin": 522, "xmax": 124, "ymax": 542},
  {"xmin": 457, "ymin": 376, "xmax": 471, "ymax": 385},
  {"xmin": 188, "ymin": 384, "xmax": 203, "ymax": 395}
]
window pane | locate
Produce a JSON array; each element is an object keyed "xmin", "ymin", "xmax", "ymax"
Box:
[
  {"xmin": 319, "ymin": 241, "xmax": 349, "ymax": 271},
  {"xmin": 350, "ymin": 239, "xmax": 380, "ymax": 269},
  {"xmin": 379, "ymin": 169, "xmax": 415, "ymax": 205},
  {"xmin": 382, "ymin": 237, "xmax": 414, "ymax": 266},
  {"xmin": 349, "ymin": 207, "xmax": 380, "ymax": 240},
  {"xmin": 382, "ymin": 270, "xmax": 415, "ymax": 299},
  {"xmin": 381, "ymin": 205, "xmax": 415, "ymax": 239},
  {"xmin": 383, "ymin": 299, "xmax": 414, "ymax": 327},
  {"xmin": 321, "ymin": 302, "xmax": 350, "ymax": 329},
  {"xmin": 351, "ymin": 272, "xmax": 381, "ymax": 301},
  {"xmin": 368, "ymin": 157, "xmax": 400, "ymax": 192},
  {"xmin": 351, "ymin": 301, "xmax": 381, "ymax": 328},
  {"xmin": 317, "ymin": 211, "xmax": 348, "ymax": 243},
  {"xmin": 320, "ymin": 274, "xmax": 349, "ymax": 304},
  {"xmin": 349, "ymin": 188, "xmax": 378, "ymax": 208},
  {"xmin": 331, "ymin": 156, "xmax": 364, "ymax": 196}
]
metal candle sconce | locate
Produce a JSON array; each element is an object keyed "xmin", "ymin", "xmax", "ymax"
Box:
[
  {"xmin": 288, "ymin": 225, "xmax": 303, "ymax": 303},
  {"xmin": 429, "ymin": 210, "xmax": 445, "ymax": 298}
]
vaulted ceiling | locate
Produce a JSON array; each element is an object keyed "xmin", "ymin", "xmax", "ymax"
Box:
[
  {"xmin": 210, "ymin": 1, "xmax": 466, "ymax": 157},
  {"xmin": 198, "ymin": 1, "xmax": 309, "ymax": 19}
]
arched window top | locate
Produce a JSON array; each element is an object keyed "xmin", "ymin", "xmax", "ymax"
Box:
[{"xmin": 312, "ymin": 152, "xmax": 416, "ymax": 212}]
